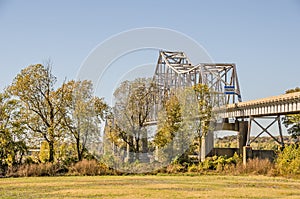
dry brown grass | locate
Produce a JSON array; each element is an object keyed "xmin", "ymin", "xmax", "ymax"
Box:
[
  {"xmin": 0, "ymin": 175, "xmax": 300, "ymax": 198},
  {"xmin": 68, "ymin": 159, "xmax": 108, "ymax": 176},
  {"xmin": 8, "ymin": 163, "xmax": 63, "ymax": 177},
  {"xmin": 225, "ymin": 158, "xmax": 275, "ymax": 176}
]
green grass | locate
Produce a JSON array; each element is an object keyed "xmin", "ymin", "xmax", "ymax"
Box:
[{"xmin": 0, "ymin": 175, "xmax": 300, "ymax": 198}]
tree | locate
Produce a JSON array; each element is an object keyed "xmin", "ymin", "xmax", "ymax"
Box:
[
  {"xmin": 8, "ymin": 64, "xmax": 66, "ymax": 162},
  {"xmin": 276, "ymin": 144, "xmax": 300, "ymax": 175},
  {"xmin": 193, "ymin": 84, "xmax": 212, "ymax": 136},
  {"xmin": 39, "ymin": 141, "xmax": 50, "ymax": 163},
  {"xmin": 60, "ymin": 80, "xmax": 109, "ymax": 161},
  {"xmin": 0, "ymin": 91, "xmax": 27, "ymax": 170},
  {"xmin": 154, "ymin": 85, "xmax": 212, "ymax": 162},
  {"xmin": 283, "ymin": 87, "xmax": 300, "ymax": 139},
  {"xmin": 193, "ymin": 84, "xmax": 212, "ymax": 161},
  {"xmin": 154, "ymin": 95, "xmax": 182, "ymax": 147},
  {"xmin": 112, "ymin": 78, "xmax": 156, "ymax": 162},
  {"xmin": 154, "ymin": 94, "xmax": 182, "ymax": 161}
]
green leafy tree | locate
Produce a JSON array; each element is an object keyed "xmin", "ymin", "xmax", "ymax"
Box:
[
  {"xmin": 283, "ymin": 87, "xmax": 300, "ymax": 139},
  {"xmin": 154, "ymin": 94, "xmax": 182, "ymax": 161},
  {"xmin": 112, "ymin": 78, "xmax": 156, "ymax": 162},
  {"xmin": 193, "ymin": 84, "xmax": 212, "ymax": 137},
  {"xmin": 8, "ymin": 64, "xmax": 67, "ymax": 162},
  {"xmin": 39, "ymin": 141, "xmax": 49, "ymax": 163},
  {"xmin": 276, "ymin": 144, "xmax": 300, "ymax": 175},
  {"xmin": 193, "ymin": 84, "xmax": 212, "ymax": 161},
  {"xmin": 0, "ymin": 91, "xmax": 27, "ymax": 169},
  {"xmin": 60, "ymin": 80, "xmax": 108, "ymax": 161},
  {"xmin": 154, "ymin": 84, "xmax": 212, "ymax": 162},
  {"xmin": 93, "ymin": 96, "xmax": 110, "ymax": 122},
  {"xmin": 155, "ymin": 95, "xmax": 182, "ymax": 147}
]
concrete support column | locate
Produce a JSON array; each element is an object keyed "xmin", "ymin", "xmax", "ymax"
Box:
[
  {"xmin": 238, "ymin": 121, "xmax": 248, "ymax": 155},
  {"xmin": 201, "ymin": 131, "xmax": 214, "ymax": 162},
  {"xmin": 243, "ymin": 146, "xmax": 253, "ymax": 165}
]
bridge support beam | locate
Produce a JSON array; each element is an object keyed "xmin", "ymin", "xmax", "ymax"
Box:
[
  {"xmin": 201, "ymin": 131, "xmax": 214, "ymax": 162},
  {"xmin": 237, "ymin": 121, "xmax": 248, "ymax": 154},
  {"xmin": 246, "ymin": 115, "xmax": 284, "ymax": 148},
  {"xmin": 243, "ymin": 146, "xmax": 253, "ymax": 165}
]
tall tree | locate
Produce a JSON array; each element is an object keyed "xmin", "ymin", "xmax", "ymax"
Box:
[
  {"xmin": 0, "ymin": 91, "xmax": 27, "ymax": 169},
  {"xmin": 193, "ymin": 84, "xmax": 212, "ymax": 161},
  {"xmin": 154, "ymin": 94, "xmax": 182, "ymax": 147},
  {"xmin": 193, "ymin": 84, "xmax": 212, "ymax": 137},
  {"xmin": 60, "ymin": 80, "xmax": 108, "ymax": 161},
  {"xmin": 283, "ymin": 87, "xmax": 300, "ymax": 139},
  {"xmin": 113, "ymin": 78, "xmax": 156, "ymax": 162},
  {"xmin": 8, "ymin": 64, "xmax": 66, "ymax": 162},
  {"xmin": 154, "ymin": 94, "xmax": 182, "ymax": 162},
  {"xmin": 154, "ymin": 85, "xmax": 211, "ymax": 162}
]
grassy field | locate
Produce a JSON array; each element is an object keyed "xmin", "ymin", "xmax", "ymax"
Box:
[{"xmin": 0, "ymin": 175, "xmax": 300, "ymax": 198}]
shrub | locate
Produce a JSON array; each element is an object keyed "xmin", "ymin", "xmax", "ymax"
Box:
[
  {"xmin": 243, "ymin": 158, "xmax": 274, "ymax": 175},
  {"xmin": 223, "ymin": 158, "xmax": 274, "ymax": 176},
  {"xmin": 187, "ymin": 164, "xmax": 198, "ymax": 173},
  {"xmin": 166, "ymin": 162, "xmax": 184, "ymax": 174},
  {"xmin": 11, "ymin": 162, "xmax": 66, "ymax": 177},
  {"xmin": 69, "ymin": 159, "xmax": 110, "ymax": 176},
  {"xmin": 198, "ymin": 154, "xmax": 241, "ymax": 172},
  {"xmin": 276, "ymin": 144, "xmax": 300, "ymax": 176}
]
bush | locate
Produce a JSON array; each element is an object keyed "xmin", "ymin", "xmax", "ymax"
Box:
[
  {"xmin": 69, "ymin": 159, "xmax": 110, "ymax": 176},
  {"xmin": 189, "ymin": 154, "xmax": 274, "ymax": 176},
  {"xmin": 240, "ymin": 158, "xmax": 274, "ymax": 175},
  {"xmin": 166, "ymin": 162, "xmax": 185, "ymax": 174},
  {"xmin": 197, "ymin": 153, "xmax": 241, "ymax": 172},
  {"xmin": 5, "ymin": 151, "xmax": 296, "ymax": 177},
  {"xmin": 276, "ymin": 144, "xmax": 300, "ymax": 176},
  {"xmin": 6, "ymin": 159, "xmax": 112, "ymax": 177},
  {"xmin": 187, "ymin": 164, "xmax": 199, "ymax": 173},
  {"xmin": 10, "ymin": 162, "xmax": 67, "ymax": 177}
]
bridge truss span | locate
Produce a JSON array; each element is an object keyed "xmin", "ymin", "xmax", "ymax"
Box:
[{"xmin": 153, "ymin": 51, "xmax": 242, "ymax": 113}]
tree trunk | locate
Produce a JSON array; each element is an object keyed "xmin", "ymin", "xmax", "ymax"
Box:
[
  {"xmin": 141, "ymin": 130, "xmax": 149, "ymax": 162},
  {"xmin": 76, "ymin": 138, "xmax": 82, "ymax": 161},
  {"xmin": 198, "ymin": 136, "xmax": 201, "ymax": 162},
  {"xmin": 49, "ymin": 141, "xmax": 54, "ymax": 162},
  {"xmin": 136, "ymin": 137, "xmax": 140, "ymax": 161},
  {"xmin": 48, "ymin": 126, "xmax": 55, "ymax": 162},
  {"xmin": 125, "ymin": 135, "xmax": 134, "ymax": 163}
]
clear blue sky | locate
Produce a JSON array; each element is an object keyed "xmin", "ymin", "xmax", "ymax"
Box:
[{"xmin": 1, "ymin": 0, "xmax": 300, "ymax": 103}]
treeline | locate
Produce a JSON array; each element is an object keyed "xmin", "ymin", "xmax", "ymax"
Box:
[
  {"xmin": 1, "ymin": 63, "xmax": 300, "ymax": 177},
  {"xmin": 0, "ymin": 64, "xmax": 109, "ymax": 175},
  {"xmin": 1, "ymin": 65, "xmax": 214, "ymax": 175}
]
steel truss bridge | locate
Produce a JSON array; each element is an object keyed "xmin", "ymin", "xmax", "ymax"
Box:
[
  {"xmin": 108, "ymin": 50, "xmax": 300, "ymax": 161},
  {"xmin": 153, "ymin": 51, "xmax": 242, "ymax": 105},
  {"xmin": 151, "ymin": 51, "xmax": 300, "ymax": 160}
]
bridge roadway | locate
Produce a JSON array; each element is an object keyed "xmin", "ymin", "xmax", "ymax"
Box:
[{"xmin": 214, "ymin": 91, "xmax": 300, "ymax": 119}]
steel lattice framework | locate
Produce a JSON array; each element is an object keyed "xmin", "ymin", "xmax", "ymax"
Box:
[
  {"xmin": 153, "ymin": 51, "xmax": 242, "ymax": 109},
  {"xmin": 103, "ymin": 50, "xmax": 300, "ymax": 162}
]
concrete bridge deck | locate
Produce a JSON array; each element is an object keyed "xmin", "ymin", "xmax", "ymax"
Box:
[{"xmin": 215, "ymin": 91, "xmax": 300, "ymax": 118}]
